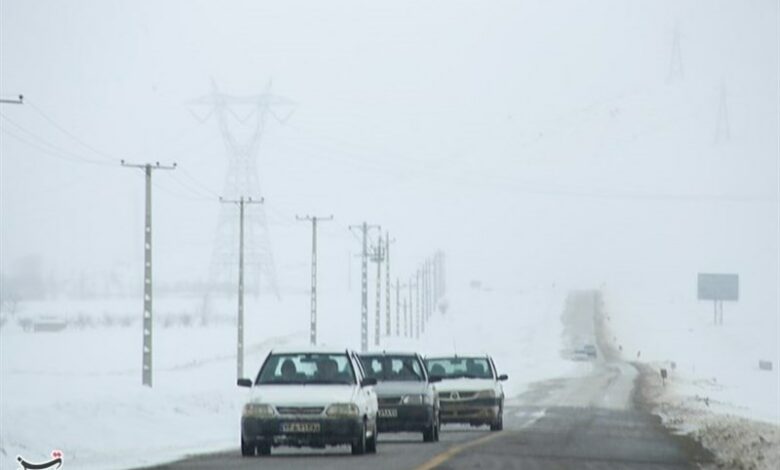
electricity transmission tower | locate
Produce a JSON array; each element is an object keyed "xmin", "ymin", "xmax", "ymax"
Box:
[
  {"xmin": 349, "ymin": 222, "xmax": 380, "ymax": 352},
  {"xmin": 121, "ymin": 160, "xmax": 177, "ymax": 387},
  {"xmin": 192, "ymin": 82, "xmax": 293, "ymax": 307},
  {"xmin": 297, "ymin": 215, "xmax": 333, "ymax": 345},
  {"xmin": 221, "ymin": 196, "xmax": 263, "ymax": 381}
]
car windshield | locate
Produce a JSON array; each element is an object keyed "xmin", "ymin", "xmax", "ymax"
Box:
[
  {"xmin": 425, "ymin": 357, "xmax": 494, "ymax": 380},
  {"xmin": 256, "ymin": 353, "xmax": 356, "ymax": 385},
  {"xmin": 359, "ymin": 355, "xmax": 425, "ymax": 382}
]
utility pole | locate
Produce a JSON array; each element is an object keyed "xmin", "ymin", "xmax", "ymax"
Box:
[
  {"xmin": 371, "ymin": 234, "xmax": 384, "ymax": 347},
  {"xmin": 395, "ymin": 278, "xmax": 401, "ymax": 336},
  {"xmin": 385, "ymin": 233, "xmax": 393, "ymax": 337},
  {"xmin": 296, "ymin": 215, "xmax": 333, "ymax": 345},
  {"xmin": 121, "ymin": 160, "xmax": 176, "ymax": 387},
  {"xmin": 349, "ymin": 222, "xmax": 380, "ymax": 352},
  {"xmin": 424, "ymin": 259, "xmax": 431, "ymax": 321},
  {"xmin": 407, "ymin": 277, "xmax": 414, "ymax": 338},
  {"xmin": 0, "ymin": 94, "xmax": 23, "ymax": 105},
  {"xmin": 222, "ymin": 196, "xmax": 264, "ymax": 380},
  {"xmin": 403, "ymin": 298, "xmax": 409, "ymax": 337},
  {"xmin": 415, "ymin": 269, "xmax": 422, "ymax": 338}
]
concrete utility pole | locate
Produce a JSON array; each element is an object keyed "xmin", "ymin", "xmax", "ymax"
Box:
[
  {"xmin": 385, "ymin": 233, "xmax": 393, "ymax": 337},
  {"xmin": 407, "ymin": 278, "xmax": 414, "ymax": 338},
  {"xmin": 415, "ymin": 269, "xmax": 422, "ymax": 338},
  {"xmin": 403, "ymin": 298, "xmax": 409, "ymax": 337},
  {"xmin": 0, "ymin": 94, "xmax": 23, "ymax": 105},
  {"xmin": 121, "ymin": 160, "xmax": 176, "ymax": 387},
  {"xmin": 221, "ymin": 196, "xmax": 264, "ymax": 380},
  {"xmin": 296, "ymin": 215, "xmax": 333, "ymax": 345},
  {"xmin": 371, "ymin": 234, "xmax": 384, "ymax": 347},
  {"xmin": 349, "ymin": 222, "xmax": 380, "ymax": 352},
  {"xmin": 395, "ymin": 278, "xmax": 401, "ymax": 336}
]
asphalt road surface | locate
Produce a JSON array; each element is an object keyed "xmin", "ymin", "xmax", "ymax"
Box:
[{"xmin": 140, "ymin": 292, "xmax": 711, "ymax": 470}]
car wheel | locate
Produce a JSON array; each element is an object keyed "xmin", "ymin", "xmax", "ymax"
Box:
[
  {"xmin": 434, "ymin": 413, "xmax": 441, "ymax": 442},
  {"xmin": 490, "ymin": 407, "xmax": 504, "ymax": 431},
  {"xmin": 257, "ymin": 443, "xmax": 271, "ymax": 456},
  {"xmin": 240, "ymin": 437, "xmax": 255, "ymax": 457},
  {"xmin": 366, "ymin": 421, "xmax": 377, "ymax": 454},
  {"xmin": 351, "ymin": 420, "xmax": 367, "ymax": 455},
  {"xmin": 423, "ymin": 418, "xmax": 437, "ymax": 442}
]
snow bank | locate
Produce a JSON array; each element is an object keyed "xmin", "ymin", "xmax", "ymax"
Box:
[{"xmin": 599, "ymin": 289, "xmax": 780, "ymax": 469}]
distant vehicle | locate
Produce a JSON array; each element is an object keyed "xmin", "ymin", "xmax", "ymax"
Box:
[
  {"xmin": 237, "ymin": 347, "xmax": 379, "ymax": 456},
  {"xmin": 19, "ymin": 315, "xmax": 67, "ymax": 333},
  {"xmin": 425, "ymin": 355, "xmax": 507, "ymax": 431},
  {"xmin": 571, "ymin": 344, "xmax": 598, "ymax": 361},
  {"xmin": 359, "ymin": 351, "xmax": 441, "ymax": 442},
  {"xmin": 582, "ymin": 344, "xmax": 598, "ymax": 358}
]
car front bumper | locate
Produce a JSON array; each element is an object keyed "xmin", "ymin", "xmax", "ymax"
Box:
[
  {"xmin": 439, "ymin": 398, "xmax": 500, "ymax": 425},
  {"xmin": 376, "ymin": 404, "xmax": 435, "ymax": 433},
  {"xmin": 241, "ymin": 416, "xmax": 364, "ymax": 448}
]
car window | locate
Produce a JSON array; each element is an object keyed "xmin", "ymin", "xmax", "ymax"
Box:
[
  {"xmin": 256, "ymin": 353, "xmax": 356, "ymax": 385},
  {"xmin": 359, "ymin": 355, "xmax": 425, "ymax": 382},
  {"xmin": 425, "ymin": 357, "xmax": 494, "ymax": 379}
]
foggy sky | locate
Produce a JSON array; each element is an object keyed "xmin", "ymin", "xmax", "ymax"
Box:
[{"xmin": 1, "ymin": 0, "xmax": 777, "ymax": 314}]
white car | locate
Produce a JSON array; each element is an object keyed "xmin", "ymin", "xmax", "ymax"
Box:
[
  {"xmin": 237, "ymin": 347, "xmax": 379, "ymax": 456},
  {"xmin": 425, "ymin": 355, "xmax": 508, "ymax": 431}
]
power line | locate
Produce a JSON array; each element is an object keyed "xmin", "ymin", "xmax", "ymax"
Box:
[
  {"xmin": 0, "ymin": 121, "xmax": 114, "ymax": 167},
  {"xmin": 26, "ymin": 99, "xmax": 119, "ymax": 163}
]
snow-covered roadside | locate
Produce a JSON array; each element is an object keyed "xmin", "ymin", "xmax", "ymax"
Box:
[
  {"xmin": 596, "ymin": 290, "xmax": 780, "ymax": 470},
  {"xmin": 0, "ymin": 295, "xmax": 310, "ymax": 470}
]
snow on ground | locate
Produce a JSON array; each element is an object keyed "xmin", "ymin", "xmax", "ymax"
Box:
[
  {"xmin": 0, "ymin": 294, "xmax": 310, "ymax": 470},
  {"xmin": 1, "ymin": 284, "xmax": 583, "ymax": 469},
  {"xmin": 599, "ymin": 288, "xmax": 780, "ymax": 470}
]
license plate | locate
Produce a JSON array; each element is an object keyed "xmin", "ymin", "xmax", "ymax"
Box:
[
  {"xmin": 280, "ymin": 422, "xmax": 320, "ymax": 433},
  {"xmin": 378, "ymin": 408, "xmax": 398, "ymax": 418}
]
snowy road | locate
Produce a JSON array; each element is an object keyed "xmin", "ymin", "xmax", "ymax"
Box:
[{"xmin": 140, "ymin": 292, "xmax": 711, "ymax": 469}]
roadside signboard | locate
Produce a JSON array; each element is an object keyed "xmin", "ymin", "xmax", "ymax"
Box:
[{"xmin": 697, "ymin": 273, "xmax": 739, "ymax": 301}]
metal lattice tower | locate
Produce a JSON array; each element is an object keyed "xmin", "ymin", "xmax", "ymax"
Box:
[{"xmin": 193, "ymin": 82, "xmax": 293, "ymax": 302}]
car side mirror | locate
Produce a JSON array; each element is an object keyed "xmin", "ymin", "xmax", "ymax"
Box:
[
  {"xmin": 237, "ymin": 378, "xmax": 253, "ymax": 387},
  {"xmin": 497, "ymin": 374, "xmax": 508, "ymax": 381},
  {"xmin": 429, "ymin": 376, "xmax": 442, "ymax": 383},
  {"xmin": 360, "ymin": 377, "xmax": 378, "ymax": 387}
]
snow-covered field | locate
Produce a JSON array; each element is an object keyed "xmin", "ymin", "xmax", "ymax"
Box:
[{"xmin": 0, "ymin": 284, "xmax": 580, "ymax": 470}]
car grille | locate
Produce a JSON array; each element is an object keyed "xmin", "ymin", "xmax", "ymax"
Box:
[
  {"xmin": 276, "ymin": 406, "xmax": 324, "ymax": 415},
  {"xmin": 378, "ymin": 396, "xmax": 402, "ymax": 406},
  {"xmin": 439, "ymin": 391, "xmax": 478, "ymax": 401}
]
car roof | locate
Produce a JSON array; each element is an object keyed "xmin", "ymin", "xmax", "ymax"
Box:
[
  {"xmin": 360, "ymin": 351, "xmax": 421, "ymax": 357},
  {"xmin": 425, "ymin": 354, "xmax": 492, "ymax": 360},
  {"xmin": 269, "ymin": 345, "xmax": 355, "ymax": 355}
]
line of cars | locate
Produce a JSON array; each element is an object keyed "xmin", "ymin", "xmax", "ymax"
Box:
[{"xmin": 237, "ymin": 346, "xmax": 508, "ymax": 456}]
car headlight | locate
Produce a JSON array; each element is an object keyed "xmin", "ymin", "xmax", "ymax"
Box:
[
  {"xmin": 476, "ymin": 389, "xmax": 496, "ymax": 399},
  {"xmin": 325, "ymin": 403, "xmax": 359, "ymax": 417},
  {"xmin": 401, "ymin": 394, "xmax": 430, "ymax": 405},
  {"xmin": 243, "ymin": 403, "xmax": 275, "ymax": 417}
]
